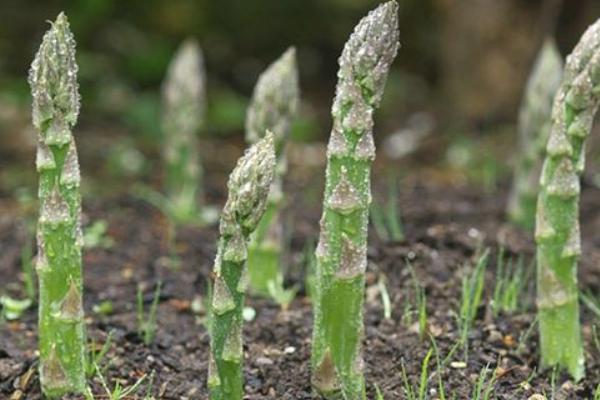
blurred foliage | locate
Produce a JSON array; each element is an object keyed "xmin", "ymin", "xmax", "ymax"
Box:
[{"xmin": 0, "ymin": 0, "xmax": 441, "ymax": 137}]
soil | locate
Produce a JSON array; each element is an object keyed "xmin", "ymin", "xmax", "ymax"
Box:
[{"xmin": 1, "ymin": 158, "xmax": 600, "ymax": 399}]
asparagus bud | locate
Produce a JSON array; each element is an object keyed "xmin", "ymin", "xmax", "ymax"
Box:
[
  {"xmin": 507, "ymin": 39, "xmax": 563, "ymax": 229},
  {"xmin": 311, "ymin": 2, "xmax": 399, "ymax": 398},
  {"xmin": 535, "ymin": 18, "xmax": 600, "ymax": 381},
  {"xmin": 245, "ymin": 47, "xmax": 300, "ymax": 295},
  {"xmin": 161, "ymin": 39, "xmax": 206, "ymax": 223},
  {"xmin": 28, "ymin": 12, "xmax": 86, "ymax": 396},
  {"xmin": 209, "ymin": 132, "xmax": 276, "ymax": 400}
]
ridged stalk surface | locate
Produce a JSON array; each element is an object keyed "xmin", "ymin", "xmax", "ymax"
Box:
[
  {"xmin": 28, "ymin": 12, "xmax": 86, "ymax": 397},
  {"xmin": 208, "ymin": 133, "xmax": 276, "ymax": 399},
  {"xmin": 311, "ymin": 2, "xmax": 399, "ymax": 398},
  {"xmin": 535, "ymin": 18, "xmax": 600, "ymax": 381},
  {"xmin": 245, "ymin": 47, "xmax": 299, "ymax": 295}
]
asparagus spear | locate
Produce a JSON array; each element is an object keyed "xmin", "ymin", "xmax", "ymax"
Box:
[
  {"xmin": 245, "ymin": 47, "xmax": 299, "ymax": 295},
  {"xmin": 208, "ymin": 132, "xmax": 276, "ymax": 399},
  {"xmin": 28, "ymin": 12, "xmax": 86, "ymax": 397},
  {"xmin": 536, "ymin": 18, "xmax": 600, "ymax": 381},
  {"xmin": 311, "ymin": 2, "xmax": 399, "ymax": 398}
]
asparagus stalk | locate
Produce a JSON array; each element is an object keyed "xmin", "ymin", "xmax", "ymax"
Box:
[
  {"xmin": 28, "ymin": 12, "xmax": 86, "ymax": 396},
  {"xmin": 508, "ymin": 39, "xmax": 563, "ymax": 229},
  {"xmin": 535, "ymin": 18, "xmax": 600, "ymax": 381},
  {"xmin": 161, "ymin": 39, "xmax": 206, "ymax": 224},
  {"xmin": 311, "ymin": 2, "xmax": 399, "ymax": 398},
  {"xmin": 208, "ymin": 132, "xmax": 276, "ymax": 400},
  {"xmin": 245, "ymin": 47, "xmax": 299, "ymax": 295}
]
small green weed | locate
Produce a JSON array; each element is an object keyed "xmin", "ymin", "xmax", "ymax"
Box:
[
  {"xmin": 85, "ymin": 331, "xmax": 113, "ymax": 378},
  {"xmin": 137, "ymin": 282, "xmax": 162, "ymax": 345},
  {"xmin": 471, "ymin": 364, "xmax": 496, "ymax": 400},
  {"xmin": 400, "ymin": 348, "xmax": 433, "ymax": 400},
  {"xmin": 370, "ymin": 175, "xmax": 404, "ymax": 242},
  {"xmin": 492, "ymin": 248, "xmax": 531, "ymax": 316},
  {"xmin": 458, "ymin": 248, "xmax": 489, "ymax": 358}
]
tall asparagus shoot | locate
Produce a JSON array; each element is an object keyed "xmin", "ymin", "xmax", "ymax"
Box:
[
  {"xmin": 507, "ymin": 39, "xmax": 563, "ymax": 229},
  {"xmin": 28, "ymin": 13, "xmax": 86, "ymax": 396},
  {"xmin": 161, "ymin": 39, "xmax": 206, "ymax": 224},
  {"xmin": 311, "ymin": 2, "xmax": 399, "ymax": 398},
  {"xmin": 536, "ymin": 18, "xmax": 600, "ymax": 381},
  {"xmin": 245, "ymin": 47, "xmax": 299, "ymax": 295},
  {"xmin": 208, "ymin": 133, "xmax": 276, "ymax": 400}
]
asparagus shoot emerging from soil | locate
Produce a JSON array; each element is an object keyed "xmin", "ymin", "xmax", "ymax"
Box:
[
  {"xmin": 507, "ymin": 39, "xmax": 563, "ymax": 229},
  {"xmin": 208, "ymin": 132, "xmax": 276, "ymax": 400},
  {"xmin": 161, "ymin": 39, "xmax": 206, "ymax": 224},
  {"xmin": 245, "ymin": 47, "xmax": 299, "ymax": 295},
  {"xmin": 535, "ymin": 18, "xmax": 600, "ymax": 381},
  {"xmin": 311, "ymin": 2, "xmax": 400, "ymax": 398},
  {"xmin": 28, "ymin": 12, "xmax": 86, "ymax": 397}
]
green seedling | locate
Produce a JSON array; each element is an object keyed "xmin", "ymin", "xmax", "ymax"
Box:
[
  {"xmin": 267, "ymin": 275, "xmax": 298, "ymax": 311},
  {"xmin": 471, "ymin": 364, "xmax": 497, "ymax": 400},
  {"xmin": 507, "ymin": 39, "xmax": 563, "ymax": 229},
  {"xmin": 534, "ymin": 18, "xmax": 600, "ymax": 381},
  {"xmin": 136, "ymin": 282, "xmax": 162, "ymax": 345},
  {"xmin": 83, "ymin": 220, "xmax": 114, "ymax": 249},
  {"xmin": 370, "ymin": 175, "xmax": 404, "ymax": 242},
  {"xmin": 245, "ymin": 47, "xmax": 299, "ymax": 296},
  {"xmin": 20, "ymin": 226, "xmax": 36, "ymax": 300},
  {"xmin": 593, "ymin": 325, "xmax": 600, "ymax": 354},
  {"xmin": 580, "ymin": 290, "xmax": 600, "ymax": 318},
  {"xmin": 458, "ymin": 248, "xmax": 489, "ymax": 358},
  {"xmin": 594, "ymin": 383, "xmax": 600, "ymax": 400},
  {"xmin": 303, "ymin": 239, "xmax": 318, "ymax": 300},
  {"xmin": 91, "ymin": 362, "xmax": 150, "ymax": 400},
  {"xmin": 0, "ymin": 295, "xmax": 32, "ymax": 321},
  {"xmin": 408, "ymin": 263, "xmax": 428, "ymax": 340},
  {"xmin": 492, "ymin": 248, "xmax": 531, "ymax": 316},
  {"xmin": 85, "ymin": 331, "xmax": 113, "ymax": 378},
  {"xmin": 400, "ymin": 348, "xmax": 433, "ymax": 400},
  {"xmin": 208, "ymin": 133, "xmax": 276, "ymax": 400},
  {"xmin": 310, "ymin": 3, "xmax": 399, "ymax": 398},
  {"xmin": 375, "ymin": 385, "xmax": 385, "ymax": 400},
  {"xmin": 377, "ymin": 275, "xmax": 392, "ymax": 320},
  {"xmin": 516, "ymin": 317, "xmax": 539, "ymax": 358},
  {"xmin": 29, "ymin": 12, "xmax": 87, "ymax": 396},
  {"xmin": 429, "ymin": 336, "xmax": 448, "ymax": 400}
]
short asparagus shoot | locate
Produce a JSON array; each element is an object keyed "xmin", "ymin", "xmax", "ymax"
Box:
[
  {"xmin": 311, "ymin": 2, "xmax": 400, "ymax": 398},
  {"xmin": 161, "ymin": 39, "xmax": 206, "ymax": 224},
  {"xmin": 28, "ymin": 12, "xmax": 86, "ymax": 396},
  {"xmin": 245, "ymin": 47, "xmax": 299, "ymax": 295},
  {"xmin": 535, "ymin": 18, "xmax": 600, "ymax": 381},
  {"xmin": 208, "ymin": 133, "xmax": 276, "ymax": 400},
  {"xmin": 507, "ymin": 39, "xmax": 563, "ymax": 229}
]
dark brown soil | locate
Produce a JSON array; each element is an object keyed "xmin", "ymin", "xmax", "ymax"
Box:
[{"xmin": 1, "ymin": 174, "xmax": 600, "ymax": 399}]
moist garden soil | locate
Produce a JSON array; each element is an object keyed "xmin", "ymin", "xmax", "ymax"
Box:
[{"xmin": 1, "ymin": 165, "xmax": 600, "ymax": 399}]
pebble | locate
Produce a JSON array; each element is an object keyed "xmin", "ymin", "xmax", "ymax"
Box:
[
  {"xmin": 527, "ymin": 395, "xmax": 546, "ymax": 400},
  {"xmin": 487, "ymin": 329, "xmax": 503, "ymax": 343},
  {"xmin": 256, "ymin": 357, "xmax": 273, "ymax": 366},
  {"xmin": 450, "ymin": 361, "xmax": 467, "ymax": 369}
]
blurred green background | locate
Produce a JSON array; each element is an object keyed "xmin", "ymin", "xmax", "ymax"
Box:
[{"xmin": 1, "ymin": 0, "xmax": 600, "ymax": 194}]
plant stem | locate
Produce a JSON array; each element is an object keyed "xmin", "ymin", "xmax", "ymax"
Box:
[
  {"xmin": 508, "ymin": 39, "xmax": 563, "ymax": 229},
  {"xmin": 245, "ymin": 48, "xmax": 299, "ymax": 295},
  {"xmin": 208, "ymin": 133, "xmax": 276, "ymax": 400},
  {"xmin": 28, "ymin": 12, "xmax": 86, "ymax": 397},
  {"xmin": 535, "ymin": 18, "xmax": 600, "ymax": 381},
  {"xmin": 161, "ymin": 39, "xmax": 206, "ymax": 224},
  {"xmin": 311, "ymin": 3, "xmax": 399, "ymax": 398}
]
